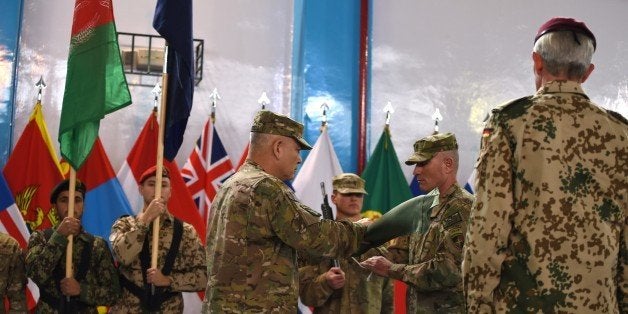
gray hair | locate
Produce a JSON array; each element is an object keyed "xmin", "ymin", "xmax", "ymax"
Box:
[
  {"xmin": 250, "ymin": 132, "xmax": 273, "ymax": 151},
  {"xmin": 533, "ymin": 31, "xmax": 594, "ymax": 80}
]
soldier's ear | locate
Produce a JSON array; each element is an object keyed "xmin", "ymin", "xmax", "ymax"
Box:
[
  {"xmin": 442, "ymin": 156, "xmax": 455, "ymax": 173},
  {"xmin": 271, "ymin": 138, "xmax": 282, "ymax": 160},
  {"xmin": 532, "ymin": 52, "xmax": 544, "ymax": 76},
  {"xmin": 581, "ymin": 63, "xmax": 595, "ymax": 83}
]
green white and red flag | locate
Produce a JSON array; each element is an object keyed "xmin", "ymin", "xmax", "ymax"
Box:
[{"xmin": 59, "ymin": 0, "xmax": 131, "ymax": 170}]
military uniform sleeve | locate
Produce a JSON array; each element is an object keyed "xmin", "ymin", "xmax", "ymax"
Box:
[
  {"xmin": 79, "ymin": 237, "xmax": 120, "ymax": 306},
  {"xmin": 169, "ymin": 224, "xmax": 207, "ymax": 292},
  {"xmin": 110, "ymin": 216, "xmax": 149, "ymax": 266},
  {"xmin": 26, "ymin": 230, "xmax": 66, "ymax": 285},
  {"xmin": 462, "ymin": 113, "xmax": 515, "ymax": 313},
  {"xmin": 386, "ymin": 235, "xmax": 410, "ymax": 264},
  {"xmin": 388, "ymin": 198, "xmax": 470, "ymax": 292},
  {"xmin": 620, "ymin": 221, "xmax": 627, "ymax": 313},
  {"xmin": 298, "ymin": 261, "xmax": 334, "ymax": 307},
  {"xmin": 379, "ymin": 275, "xmax": 394, "ymax": 313},
  {"xmin": 3, "ymin": 239, "xmax": 27, "ymax": 312},
  {"xmin": 263, "ymin": 180, "xmax": 366, "ymax": 258}
]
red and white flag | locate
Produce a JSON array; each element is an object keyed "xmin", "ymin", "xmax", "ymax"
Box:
[
  {"xmin": 116, "ymin": 110, "xmax": 205, "ymax": 240},
  {"xmin": 116, "ymin": 110, "xmax": 205, "ymax": 312},
  {"xmin": 0, "ymin": 173, "xmax": 40, "ymax": 311}
]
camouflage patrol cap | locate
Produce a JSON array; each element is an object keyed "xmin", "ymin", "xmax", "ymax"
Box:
[
  {"xmin": 333, "ymin": 173, "xmax": 368, "ymax": 195},
  {"xmin": 534, "ymin": 17, "xmax": 596, "ymax": 50},
  {"xmin": 251, "ymin": 110, "xmax": 312, "ymax": 150},
  {"xmin": 405, "ymin": 132, "xmax": 458, "ymax": 165},
  {"xmin": 50, "ymin": 179, "xmax": 87, "ymax": 204}
]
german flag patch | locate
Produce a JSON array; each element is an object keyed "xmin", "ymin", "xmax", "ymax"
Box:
[{"xmin": 482, "ymin": 128, "xmax": 493, "ymax": 138}]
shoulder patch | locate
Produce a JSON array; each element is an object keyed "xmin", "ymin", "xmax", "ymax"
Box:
[
  {"xmin": 442, "ymin": 212, "xmax": 463, "ymax": 229},
  {"xmin": 492, "ymin": 96, "xmax": 534, "ymax": 121},
  {"xmin": 606, "ymin": 109, "xmax": 628, "ymax": 125}
]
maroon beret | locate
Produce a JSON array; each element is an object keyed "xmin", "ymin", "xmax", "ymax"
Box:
[
  {"xmin": 139, "ymin": 164, "xmax": 170, "ymax": 184},
  {"xmin": 534, "ymin": 17, "xmax": 596, "ymax": 50}
]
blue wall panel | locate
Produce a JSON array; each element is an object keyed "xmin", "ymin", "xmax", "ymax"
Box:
[
  {"xmin": 291, "ymin": 0, "xmax": 362, "ymax": 173},
  {"xmin": 0, "ymin": 0, "xmax": 23, "ymax": 168}
]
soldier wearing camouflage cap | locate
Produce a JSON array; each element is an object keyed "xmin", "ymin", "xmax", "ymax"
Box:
[
  {"xmin": 0, "ymin": 232, "xmax": 26, "ymax": 312},
  {"xmin": 27, "ymin": 179, "xmax": 121, "ymax": 312},
  {"xmin": 463, "ymin": 17, "xmax": 627, "ymax": 313},
  {"xmin": 204, "ymin": 111, "xmax": 371, "ymax": 312},
  {"xmin": 299, "ymin": 173, "xmax": 393, "ymax": 313},
  {"xmin": 362, "ymin": 132, "xmax": 474, "ymax": 313}
]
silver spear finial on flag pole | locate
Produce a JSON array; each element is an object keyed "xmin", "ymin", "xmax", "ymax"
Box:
[
  {"xmin": 35, "ymin": 76, "xmax": 46, "ymax": 101},
  {"xmin": 432, "ymin": 108, "xmax": 443, "ymax": 134},
  {"xmin": 383, "ymin": 101, "xmax": 395, "ymax": 126},
  {"xmin": 209, "ymin": 88, "xmax": 221, "ymax": 123},
  {"xmin": 151, "ymin": 83, "xmax": 161, "ymax": 110},
  {"xmin": 320, "ymin": 102, "xmax": 330, "ymax": 130},
  {"xmin": 258, "ymin": 91, "xmax": 270, "ymax": 110}
]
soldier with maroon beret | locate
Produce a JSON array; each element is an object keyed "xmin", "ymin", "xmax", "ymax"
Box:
[{"xmin": 463, "ymin": 17, "xmax": 627, "ymax": 313}]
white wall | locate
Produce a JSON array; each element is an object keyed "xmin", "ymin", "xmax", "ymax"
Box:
[
  {"xmin": 13, "ymin": 0, "xmax": 628, "ymax": 185},
  {"xmin": 371, "ymin": 0, "xmax": 628, "ymax": 183}
]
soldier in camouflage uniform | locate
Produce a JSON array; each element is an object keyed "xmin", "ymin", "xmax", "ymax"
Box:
[
  {"xmin": 203, "ymin": 110, "xmax": 371, "ymax": 313},
  {"xmin": 0, "ymin": 232, "xmax": 27, "ymax": 313},
  {"xmin": 26, "ymin": 180, "xmax": 120, "ymax": 313},
  {"xmin": 462, "ymin": 17, "xmax": 627, "ymax": 313},
  {"xmin": 299, "ymin": 173, "xmax": 393, "ymax": 313},
  {"xmin": 362, "ymin": 133, "xmax": 474, "ymax": 313},
  {"xmin": 110, "ymin": 165, "xmax": 206, "ymax": 313}
]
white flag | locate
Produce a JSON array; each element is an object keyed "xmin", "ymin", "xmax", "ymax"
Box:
[{"xmin": 293, "ymin": 127, "xmax": 343, "ymax": 217}]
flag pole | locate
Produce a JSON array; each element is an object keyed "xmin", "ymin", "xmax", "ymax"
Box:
[
  {"xmin": 152, "ymin": 44, "xmax": 170, "ymax": 270},
  {"xmin": 320, "ymin": 102, "xmax": 329, "ymax": 133},
  {"xmin": 65, "ymin": 168, "xmax": 77, "ymax": 286}
]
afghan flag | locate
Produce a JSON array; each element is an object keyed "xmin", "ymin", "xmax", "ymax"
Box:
[
  {"xmin": 59, "ymin": 0, "xmax": 131, "ymax": 170},
  {"xmin": 360, "ymin": 126, "xmax": 413, "ymax": 314}
]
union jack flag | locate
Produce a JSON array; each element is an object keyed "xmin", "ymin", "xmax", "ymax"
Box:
[{"xmin": 182, "ymin": 118, "xmax": 235, "ymax": 223}]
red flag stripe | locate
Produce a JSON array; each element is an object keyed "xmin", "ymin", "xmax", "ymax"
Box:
[
  {"xmin": 0, "ymin": 211, "xmax": 27, "ymax": 248},
  {"xmin": 71, "ymin": 0, "xmax": 114, "ymax": 36}
]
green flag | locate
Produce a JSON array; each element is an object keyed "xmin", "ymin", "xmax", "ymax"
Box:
[
  {"xmin": 59, "ymin": 0, "xmax": 131, "ymax": 169},
  {"xmin": 361, "ymin": 126, "xmax": 413, "ymax": 217}
]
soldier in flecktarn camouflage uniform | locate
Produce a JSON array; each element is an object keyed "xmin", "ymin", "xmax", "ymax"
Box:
[
  {"xmin": 299, "ymin": 173, "xmax": 393, "ymax": 314},
  {"xmin": 26, "ymin": 180, "xmax": 120, "ymax": 313},
  {"xmin": 203, "ymin": 110, "xmax": 371, "ymax": 313},
  {"xmin": 0, "ymin": 232, "xmax": 27, "ymax": 313},
  {"xmin": 462, "ymin": 17, "xmax": 628, "ymax": 314},
  {"xmin": 110, "ymin": 165, "xmax": 206, "ymax": 313},
  {"xmin": 362, "ymin": 132, "xmax": 474, "ymax": 313}
]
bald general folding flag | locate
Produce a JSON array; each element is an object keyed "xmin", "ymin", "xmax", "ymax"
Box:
[{"xmin": 59, "ymin": 0, "xmax": 131, "ymax": 169}]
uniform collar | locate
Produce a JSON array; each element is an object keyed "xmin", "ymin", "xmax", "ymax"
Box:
[
  {"xmin": 430, "ymin": 183, "xmax": 461, "ymax": 218},
  {"xmin": 160, "ymin": 211, "xmax": 175, "ymax": 223},
  {"xmin": 536, "ymin": 80, "xmax": 589, "ymax": 99}
]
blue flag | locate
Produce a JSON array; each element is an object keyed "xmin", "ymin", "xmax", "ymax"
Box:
[
  {"xmin": 153, "ymin": 0, "xmax": 194, "ymax": 161},
  {"xmin": 409, "ymin": 175, "xmax": 427, "ymax": 196}
]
